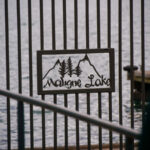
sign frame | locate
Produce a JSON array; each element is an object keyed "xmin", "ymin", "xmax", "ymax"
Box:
[{"xmin": 37, "ymin": 49, "xmax": 115, "ymax": 94}]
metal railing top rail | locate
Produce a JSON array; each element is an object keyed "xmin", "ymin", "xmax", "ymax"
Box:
[{"xmin": 0, "ymin": 89, "xmax": 141, "ymax": 139}]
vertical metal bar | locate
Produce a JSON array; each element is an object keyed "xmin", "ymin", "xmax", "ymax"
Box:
[
  {"xmin": 39, "ymin": 0, "xmax": 45, "ymax": 149},
  {"xmin": 97, "ymin": 0, "xmax": 101, "ymax": 49},
  {"xmin": 87, "ymin": 92, "xmax": 91, "ymax": 150},
  {"xmin": 4, "ymin": 0, "xmax": 11, "ymax": 149},
  {"xmin": 54, "ymin": 94, "xmax": 57, "ymax": 150},
  {"xmin": 107, "ymin": 0, "xmax": 111, "ymax": 48},
  {"xmin": 74, "ymin": 0, "xmax": 80, "ymax": 149},
  {"xmin": 7, "ymin": 97, "xmax": 11, "ymax": 150},
  {"xmin": 62, "ymin": 0, "xmax": 68, "ymax": 149},
  {"xmin": 141, "ymin": 0, "xmax": 145, "ymax": 122},
  {"xmin": 41, "ymin": 94, "xmax": 45, "ymax": 150},
  {"xmin": 16, "ymin": 0, "xmax": 22, "ymax": 94},
  {"xmin": 28, "ymin": 0, "xmax": 34, "ymax": 149},
  {"xmin": 85, "ymin": 0, "xmax": 89, "ymax": 49},
  {"xmin": 75, "ymin": 94, "xmax": 80, "ymax": 150},
  {"xmin": 96, "ymin": 0, "xmax": 102, "ymax": 149},
  {"xmin": 85, "ymin": 0, "xmax": 91, "ymax": 149},
  {"xmin": 98, "ymin": 93, "xmax": 102, "ymax": 150},
  {"xmin": 63, "ymin": 0, "xmax": 67, "ymax": 50},
  {"xmin": 51, "ymin": 0, "xmax": 57, "ymax": 149},
  {"xmin": 40, "ymin": 0, "xmax": 44, "ymax": 50},
  {"xmin": 52, "ymin": 0, "xmax": 56, "ymax": 50},
  {"xmin": 107, "ymin": 0, "xmax": 112, "ymax": 149},
  {"xmin": 64, "ymin": 94, "xmax": 68, "ymax": 150},
  {"xmin": 74, "ymin": 0, "xmax": 78, "ymax": 50},
  {"xmin": 16, "ymin": 0, "xmax": 25, "ymax": 149},
  {"xmin": 129, "ymin": 0, "xmax": 134, "ymax": 129},
  {"xmin": 108, "ymin": 93, "xmax": 112, "ymax": 150},
  {"xmin": 118, "ymin": 0, "xmax": 123, "ymax": 149}
]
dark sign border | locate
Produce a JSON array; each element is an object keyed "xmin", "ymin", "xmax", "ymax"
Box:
[{"xmin": 37, "ymin": 49, "xmax": 115, "ymax": 94}]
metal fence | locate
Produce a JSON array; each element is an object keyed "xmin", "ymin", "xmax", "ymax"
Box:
[{"xmin": 0, "ymin": 0, "xmax": 149, "ymax": 149}]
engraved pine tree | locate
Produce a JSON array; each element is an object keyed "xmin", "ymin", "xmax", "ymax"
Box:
[
  {"xmin": 67, "ymin": 57, "xmax": 73, "ymax": 77},
  {"xmin": 59, "ymin": 60, "xmax": 66, "ymax": 78},
  {"xmin": 75, "ymin": 65, "xmax": 82, "ymax": 77}
]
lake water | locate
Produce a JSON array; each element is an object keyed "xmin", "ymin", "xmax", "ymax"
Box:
[{"xmin": 0, "ymin": 0, "xmax": 150, "ymax": 149}]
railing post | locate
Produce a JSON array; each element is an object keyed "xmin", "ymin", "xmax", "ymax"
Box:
[
  {"xmin": 18, "ymin": 102, "xmax": 25, "ymax": 150},
  {"xmin": 125, "ymin": 136, "xmax": 134, "ymax": 150}
]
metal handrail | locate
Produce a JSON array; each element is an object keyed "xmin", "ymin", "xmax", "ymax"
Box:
[{"xmin": 0, "ymin": 88, "xmax": 141, "ymax": 140}]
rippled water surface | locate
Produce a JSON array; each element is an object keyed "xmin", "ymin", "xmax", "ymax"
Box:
[{"xmin": 0, "ymin": 0, "xmax": 150, "ymax": 149}]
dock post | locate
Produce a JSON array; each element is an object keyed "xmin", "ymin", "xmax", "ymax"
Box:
[{"xmin": 125, "ymin": 136, "xmax": 134, "ymax": 150}]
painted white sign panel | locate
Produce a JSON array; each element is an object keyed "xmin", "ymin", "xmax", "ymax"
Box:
[{"xmin": 37, "ymin": 49, "xmax": 115, "ymax": 94}]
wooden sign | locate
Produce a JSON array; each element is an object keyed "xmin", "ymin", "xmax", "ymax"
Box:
[{"xmin": 37, "ymin": 49, "xmax": 115, "ymax": 94}]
